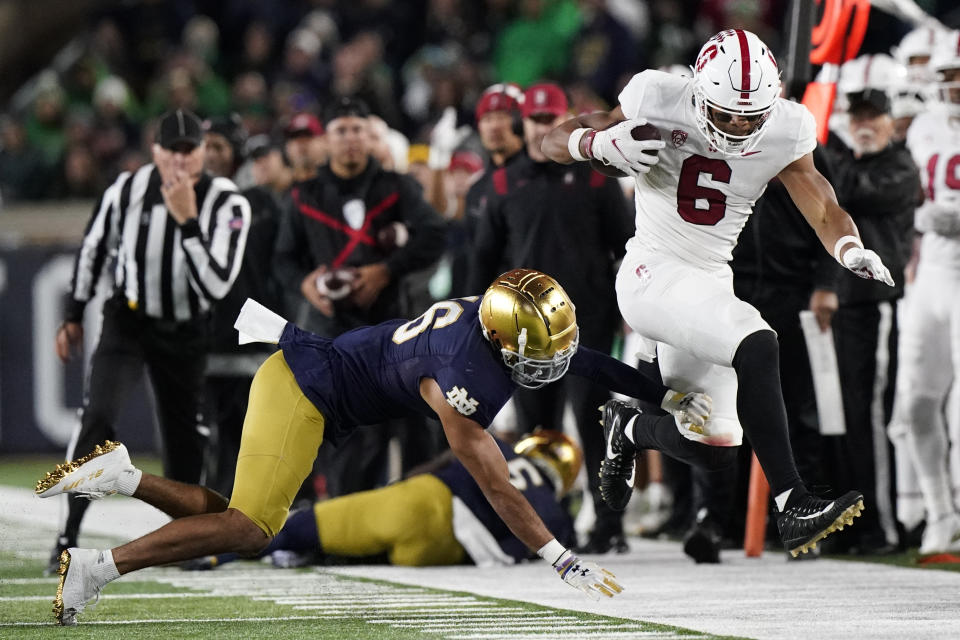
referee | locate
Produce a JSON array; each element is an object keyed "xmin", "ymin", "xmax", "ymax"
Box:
[{"xmin": 48, "ymin": 109, "xmax": 251, "ymax": 573}]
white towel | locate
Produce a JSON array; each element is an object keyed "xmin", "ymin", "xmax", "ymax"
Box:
[{"xmin": 234, "ymin": 298, "xmax": 289, "ymax": 345}]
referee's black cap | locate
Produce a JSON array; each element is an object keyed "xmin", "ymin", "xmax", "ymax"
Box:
[{"xmin": 157, "ymin": 109, "xmax": 204, "ymax": 150}]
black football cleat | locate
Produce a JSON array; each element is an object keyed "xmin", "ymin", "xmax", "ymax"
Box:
[
  {"xmin": 777, "ymin": 490, "xmax": 864, "ymax": 558},
  {"xmin": 599, "ymin": 400, "xmax": 640, "ymax": 511},
  {"xmin": 45, "ymin": 535, "xmax": 74, "ymax": 577},
  {"xmin": 683, "ymin": 510, "xmax": 722, "ymax": 564}
]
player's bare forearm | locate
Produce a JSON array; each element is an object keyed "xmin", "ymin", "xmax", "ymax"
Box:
[
  {"xmin": 541, "ymin": 107, "xmax": 626, "ymax": 164},
  {"xmin": 420, "ymin": 378, "xmax": 554, "ymax": 550},
  {"xmin": 779, "ymin": 153, "xmax": 861, "ymax": 258}
]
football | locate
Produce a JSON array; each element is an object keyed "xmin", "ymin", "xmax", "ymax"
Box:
[
  {"xmin": 589, "ymin": 122, "xmax": 661, "ymax": 178},
  {"xmin": 376, "ymin": 221, "xmax": 409, "ymax": 254},
  {"xmin": 316, "ymin": 267, "xmax": 358, "ymax": 300}
]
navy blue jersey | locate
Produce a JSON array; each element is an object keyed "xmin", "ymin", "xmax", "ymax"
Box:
[
  {"xmin": 433, "ymin": 438, "xmax": 575, "ymax": 563},
  {"xmin": 279, "ymin": 297, "xmax": 515, "ymax": 444},
  {"xmin": 278, "ymin": 296, "xmax": 669, "ymax": 445}
]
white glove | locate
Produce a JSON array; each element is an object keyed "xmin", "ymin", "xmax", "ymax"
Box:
[
  {"xmin": 552, "ymin": 549, "xmax": 623, "ymax": 600},
  {"xmin": 661, "ymin": 390, "xmax": 712, "ymax": 434},
  {"xmin": 915, "ymin": 202, "xmax": 960, "ymax": 237},
  {"xmin": 429, "ymin": 107, "xmax": 472, "ymax": 170},
  {"xmin": 841, "ymin": 247, "xmax": 895, "ymax": 286},
  {"xmin": 589, "ymin": 119, "xmax": 665, "ymax": 178}
]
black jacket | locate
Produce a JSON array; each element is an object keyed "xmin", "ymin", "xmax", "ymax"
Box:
[
  {"xmin": 466, "ymin": 156, "xmax": 632, "ymax": 341},
  {"xmin": 274, "ymin": 159, "xmax": 446, "ymax": 334},
  {"xmin": 732, "ymin": 146, "xmax": 839, "ymax": 298},
  {"xmin": 826, "ymin": 136, "xmax": 921, "ymax": 304},
  {"xmin": 209, "ymin": 185, "xmax": 284, "ymax": 353}
]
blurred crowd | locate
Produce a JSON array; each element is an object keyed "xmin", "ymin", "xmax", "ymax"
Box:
[{"xmin": 0, "ymin": 0, "xmax": 799, "ymax": 204}]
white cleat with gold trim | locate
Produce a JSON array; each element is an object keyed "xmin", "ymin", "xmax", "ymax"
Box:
[{"xmin": 35, "ymin": 441, "xmax": 140, "ymax": 499}]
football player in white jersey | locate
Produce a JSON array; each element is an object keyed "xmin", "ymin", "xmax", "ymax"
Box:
[
  {"xmin": 897, "ymin": 31, "xmax": 960, "ymax": 556},
  {"xmin": 544, "ymin": 29, "xmax": 894, "ymax": 557}
]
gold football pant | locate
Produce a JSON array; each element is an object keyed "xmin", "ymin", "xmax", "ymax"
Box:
[
  {"xmin": 313, "ymin": 474, "xmax": 467, "ymax": 566},
  {"xmin": 229, "ymin": 351, "xmax": 325, "ymax": 536}
]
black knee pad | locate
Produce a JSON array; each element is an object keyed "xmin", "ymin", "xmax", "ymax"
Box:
[{"xmin": 733, "ymin": 329, "xmax": 778, "ymax": 373}]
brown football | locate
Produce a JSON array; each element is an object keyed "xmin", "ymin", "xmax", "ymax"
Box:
[{"xmin": 589, "ymin": 122, "xmax": 661, "ymax": 178}]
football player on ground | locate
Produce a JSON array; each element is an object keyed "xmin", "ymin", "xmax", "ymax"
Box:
[
  {"xmin": 37, "ymin": 268, "xmax": 713, "ymax": 625},
  {"xmin": 543, "ymin": 29, "xmax": 892, "ymax": 557},
  {"xmin": 896, "ymin": 31, "xmax": 960, "ymax": 557},
  {"xmin": 184, "ymin": 431, "xmax": 581, "ymax": 570}
]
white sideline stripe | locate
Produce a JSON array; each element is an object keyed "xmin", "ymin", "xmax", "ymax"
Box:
[
  {"xmin": 368, "ymin": 615, "xmax": 559, "ymax": 625},
  {"xmin": 364, "ymin": 609, "xmax": 531, "ymax": 620},
  {"xmin": 264, "ymin": 594, "xmax": 461, "ymax": 603},
  {"xmin": 0, "ymin": 578, "xmax": 59, "ymax": 584},
  {"xmin": 0, "ymin": 615, "xmax": 323, "ymax": 627},
  {"xmin": 449, "ymin": 634, "xmax": 687, "ymax": 640},
  {"xmin": 397, "ymin": 624, "xmax": 637, "ymax": 632},
  {"xmin": 395, "ymin": 619, "xmax": 608, "ymax": 629},
  {"xmin": 0, "ymin": 593, "xmax": 224, "ymax": 602},
  {"xmin": 292, "ymin": 601, "xmax": 487, "ymax": 610}
]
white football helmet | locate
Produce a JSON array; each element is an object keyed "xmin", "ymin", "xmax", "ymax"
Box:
[
  {"xmin": 931, "ymin": 31, "xmax": 960, "ymax": 115},
  {"xmin": 838, "ymin": 54, "xmax": 907, "ymax": 95},
  {"xmin": 692, "ymin": 29, "xmax": 781, "ymax": 156},
  {"xmin": 892, "ymin": 26, "xmax": 942, "ymax": 82}
]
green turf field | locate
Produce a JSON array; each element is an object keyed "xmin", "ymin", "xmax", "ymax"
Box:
[
  {"xmin": 3, "ymin": 454, "xmax": 960, "ymax": 640},
  {"xmin": 0, "ymin": 455, "xmax": 747, "ymax": 639},
  {"xmin": 0, "ymin": 553, "xmax": 747, "ymax": 640}
]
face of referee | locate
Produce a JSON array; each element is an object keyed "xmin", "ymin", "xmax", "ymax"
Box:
[
  {"xmin": 153, "ymin": 140, "xmax": 206, "ymax": 183},
  {"xmin": 326, "ymin": 115, "xmax": 371, "ymax": 178}
]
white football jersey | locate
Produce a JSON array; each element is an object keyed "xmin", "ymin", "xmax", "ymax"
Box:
[
  {"xmin": 618, "ymin": 70, "xmax": 817, "ymax": 269},
  {"xmin": 905, "ymin": 106, "xmax": 960, "ymax": 271}
]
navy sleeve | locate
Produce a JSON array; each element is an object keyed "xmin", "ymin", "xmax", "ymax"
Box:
[{"xmin": 568, "ymin": 345, "xmax": 669, "ymax": 403}]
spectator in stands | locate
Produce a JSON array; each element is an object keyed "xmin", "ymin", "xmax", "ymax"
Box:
[
  {"xmin": 0, "ymin": 114, "xmax": 50, "ymax": 201},
  {"xmin": 284, "ymin": 112, "xmax": 327, "ymax": 182}
]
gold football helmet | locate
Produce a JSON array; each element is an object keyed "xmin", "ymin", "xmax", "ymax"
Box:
[
  {"xmin": 514, "ymin": 429, "xmax": 583, "ymax": 497},
  {"xmin": 479, "ymin": 269, "xmax": 579, "ymax": 389}
]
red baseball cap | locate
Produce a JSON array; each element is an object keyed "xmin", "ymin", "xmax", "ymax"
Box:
[
  {"xmin": 448, "ymin": 150, "xmax": 484, "ymax": 174},
  {"xmin": 285, "ymin": 112, "xmax": 323, "ymax": 137},
  {"xmin": 475, "ymin": 83, "xmax": 523, "ymax": 122},
  {"xmin": 522, "ymin": 83, "xmax": 568, "ymax": 119}
]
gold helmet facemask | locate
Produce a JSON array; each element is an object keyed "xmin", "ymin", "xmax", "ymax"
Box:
[
  {"xmin": 514, "ymin": 429, "xmax": 584, "ymax": 497},
  {"xmin": 479, "ymin": 269, "xmax": 579, "ymax": 390}
]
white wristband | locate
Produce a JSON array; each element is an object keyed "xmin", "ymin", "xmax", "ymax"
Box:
[
  {"xmin": 833, "ymin": 235, "xmax": 863, "ymax": 263},
  {"xmin": 567, "ymin": 128, "xmax": 591, "ymax": 162},
  {"xmin": 537, "ymin": 538, "xmax": 567, "ymax": 565}
]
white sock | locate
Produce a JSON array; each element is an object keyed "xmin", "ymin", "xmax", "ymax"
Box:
[
  {"xmin": 94, "ymin": 549, "xmax": 121, "ymax": 584},
  {"xmin": 918, "ymin": 474, "xmax": 955, "ymax": 523},
  {"xmin": 623, "ymin": 415, "xmax": 639, "ymax": 445},
  {"xmin": 774, "ymin": 488, "xmax": 793, "ymax": 512},
  {"xmin": 117, "ymin": 467, "xmax": 143, "ymax": 497}
]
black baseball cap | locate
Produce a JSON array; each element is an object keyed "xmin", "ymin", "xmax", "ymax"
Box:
[
  {"xmin": 203, "ymin": 113, "xmax": 248, "ymax": 159},
  {"xmin": 157, "ymin": 109, "xmax": 204, "ymax": 150},
  {"xmin": 245, "ymin": 134, "xmax": 279, "ymax": 159},
  {"xmin": 322, "ymin": 96, "xmax": 370, "ymax": 127},
  {"xmin": 847, "ymin": 88, "xmax": 891, "ymax": 115}
]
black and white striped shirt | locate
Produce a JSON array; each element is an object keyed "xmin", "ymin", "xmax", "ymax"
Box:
[{"xmin": 66, "ymin": 164, "xmax": 251, "ymax": 323}]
